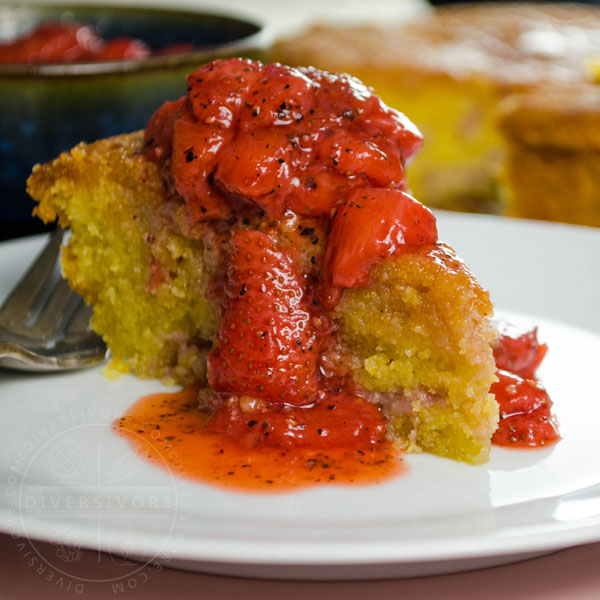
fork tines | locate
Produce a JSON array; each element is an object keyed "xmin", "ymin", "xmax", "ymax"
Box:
[{"xmin": 0, "ymin": 229, "xmax": 106, "ymax": 371}]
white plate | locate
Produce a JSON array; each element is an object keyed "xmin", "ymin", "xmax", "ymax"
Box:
[{"xmin": 1, "ymin": 212, "xmax": 600, "ymax": 581}]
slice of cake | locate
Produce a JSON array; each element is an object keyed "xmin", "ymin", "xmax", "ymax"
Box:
[
  {"xmin": 271, "ymin": 3, "xmax": 600, "ymax": 217},
  {"xmin": 29, "ymin": 58, "xmax": 498, "ymax": 464},
  {"xmin": 498, "ymin": 83, "xmax": 600, "ymax": 227}
]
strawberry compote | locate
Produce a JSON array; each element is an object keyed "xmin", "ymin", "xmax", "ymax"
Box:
[
  {"xmin": 492, "ymin": 322, "xmax": 559, "ymax": 448},
  {"xmin": 144, "ymin": 59, "xmax": 436, "ymax": 304},
  {"xmin": 116, "ymin": 59, "xmax": 556, "ymax": 491},
  {"xmin": 115, "ymin": 58, "xmax": 436, "ymax": 488}
]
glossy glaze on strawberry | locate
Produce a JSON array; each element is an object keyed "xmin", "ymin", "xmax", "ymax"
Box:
[
  {"xmin": 493, "ymin": 322, "xmax": 548, "ymax": 379},
  {"xmin": 143, "ymin": 58, "xmax": 436, "ymax": 454},
  {"xmin": 145, "ymin": 59, "xmax": 431, "ymax": 305},
  {"xmin": 143, "ymin": 58, "xmax": 558, "ymax": 458},
  {"xmin": 319, "ymin": 187, "xmax": 438, "ymax": 308},
  {"xmin": 492, "ymin": 324, "xmax": 559, "ymax": 448},
  {"xmin": 207, "ymin": 230, "xmax": 322, "ymax": 405}
]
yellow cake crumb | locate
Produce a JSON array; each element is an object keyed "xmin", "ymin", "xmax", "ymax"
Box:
[
  {"xmin": 337, "ymin": 244, "xmax": 498, "ymax": 464},
  {"xmin": 29, "ymin": 132, "xmax": 218, "ymax": 384},
  {"xmin": 28, "ymin": 132, "xmax": 498, "ymax": 464}
]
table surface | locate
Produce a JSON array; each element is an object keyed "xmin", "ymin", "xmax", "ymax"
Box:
[{"xmin": 1, "ymin": 533, "xmax": 600, "ymax": 598}]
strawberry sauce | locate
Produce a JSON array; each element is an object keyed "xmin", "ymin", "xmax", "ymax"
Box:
[
  {"xmin": 114, "ymin": 386, "xmax": 404, "ymax": 492},
  {"xmin": 119, "ymin": 58, "xmax": 433, "ymax": 491},
  {"xmin": 492, "ymin": 323, "xmax": 559, "ymax": 448},
  {"xmin": 114, "ymin": 60, "xmax": 557, "ymax": 491}
]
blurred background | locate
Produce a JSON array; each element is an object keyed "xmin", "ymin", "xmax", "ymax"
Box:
[{"xmin": 2, "ymin": 0, "xmax": 600, "ymax": 239}]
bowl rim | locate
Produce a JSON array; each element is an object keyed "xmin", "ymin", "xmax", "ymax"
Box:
[{"xmin": 0, "ymin": 3, "xmax": 270, "ymax": 77}]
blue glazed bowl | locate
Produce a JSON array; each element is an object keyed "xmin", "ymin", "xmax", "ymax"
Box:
[{"xmin": 0, "ymin": 3, "xmax": 268, "ymax": 238}]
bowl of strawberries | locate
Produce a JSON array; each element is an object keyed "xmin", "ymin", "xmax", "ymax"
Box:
[{"xmin": 0, "ymin": 3, "xmax": 268, "ymax": 238}]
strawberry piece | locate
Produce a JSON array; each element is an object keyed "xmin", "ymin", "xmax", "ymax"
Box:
[
  {"xmin": 0, "ymin": 22, "xmax": 101, "ymax": 63},
  {"xmin": 493, "ymin": 322, "xmax": 548, "ymax": 379},
  {"xmin": 145, "ymin": 97, "xmax": 185, "ymax": 162},
  {"xmin": 171, "ymin": 102, "xmax": 233, "ymax": 221},
  {"xmin": 186, "ymin": 58, "xmax": 260, "ymax": 128},
  {"xmin": 319, "ymin": 187, "xmax": 437, "ymax": 307},
  {"xmin": 359, "ymin": 110, "xmax": 423, "ymax": 167},
  {"xmin": 95, "ymin": 38, "xmax": 150, "ymax": 60},
  {"xmin": 213, "ymin": 129, "xmax": 293, "ymax": 217},
  {"xmin": 187, "ymin": 59, "xmax": 315, "ymax": 131},
  {"xmin": 238, "ymin": 62, "xmax": 317, "ymax": 130},
  {"xmin": 303, "ymin": 67, "xmax": 422, "ymax": 165},
  {"xmin": 287, "ymin": 166, "xmax": 356, "ymax": 216},
  {"xmin": 491, "ymin": 369, "xmax": 560, "ymax": 448},
  {"xmin": 204, "ymin": 392, "xmax": 386, "ymax": 449},
  {"xmin": 492, "ymin": 411, "xmax": 560, "ymax": 447},
  {"xmin": 492, "ymin": 370, "xmax": 549, "ymax": 418},
  {"xmin": 314, "ymin": 129, "xmax": 405, "ymax": 188},
  {"xmin": 207, "ymin": 230, "xmax": 321, "ymax": 405}
]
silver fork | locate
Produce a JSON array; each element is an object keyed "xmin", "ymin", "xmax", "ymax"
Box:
[{"xmin": 0, "ymin": 228, "xmax": 106, "ymax": 371}]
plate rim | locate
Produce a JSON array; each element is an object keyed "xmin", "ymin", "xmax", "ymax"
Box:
[{"xmin": 2, "ymin": 215, "xmax": 600, "ymax": 576}]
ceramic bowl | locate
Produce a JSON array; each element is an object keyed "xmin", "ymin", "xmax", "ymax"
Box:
[{"xmin": 0, "ymin": 3, "xmax": 268, "ymax": 237}]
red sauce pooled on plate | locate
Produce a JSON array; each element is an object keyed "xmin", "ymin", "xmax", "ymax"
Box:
[{"xmin": 114, "ymin": 386, "xmax": 404, "ymax": 492}]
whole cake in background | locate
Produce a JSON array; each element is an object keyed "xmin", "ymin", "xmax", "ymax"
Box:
[
  {"xmin": 498, "ymin": 82, "xmax": 600, "ymax": 228},
  {"xmin": 271, "ymin": 2, "xmax": 600, "ymax": 226}
]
